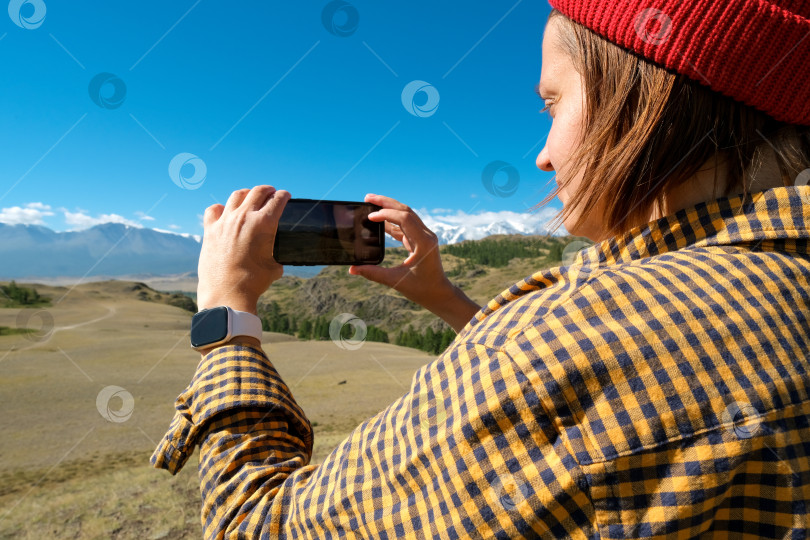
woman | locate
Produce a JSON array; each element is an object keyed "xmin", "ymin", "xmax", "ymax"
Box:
[{"xmin": 152, "ymin": 1, "xmax": 810, "ymax": 538}]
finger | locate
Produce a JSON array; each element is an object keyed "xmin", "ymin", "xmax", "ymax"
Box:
[
  {"xmin": 384, "ymin": 221, "xmax": 404, "ymax": 241},
  {"xmin": 260, "ymin": 189, "xmax": 291, "ymax": 223},
  {"xmin": 401, "ymin": 235, "xmax": 414, "ymax": 253},
  {"xmin": 349, "ymin": 264, "xmax": 401, "ymax": 288},
  {"xmin": 267, "ymin": 189, "xmax": 290, "ymax": 209},
  {"xmin": 256, "ymin": 191, "xmax": 290, "ymax": 267},
  {"xmin": 402, "ymin": 241, "xmax": 438, "ymax": 267},
  {"xmin": 203, "ymin": 204, "xmax": 225, "ymax": 226},
  {"xmin": 364, "ymin": 193, "xmax": 410, "ymax": 212},
  {"xmin": 370, "ymin": 208, "xmax": 432, "ymax": 243},
  {"xmin": 225, "ymin": 189, "xmax": 251, "ymax": 211},
  {"xmin": 368, "ymin": 208, "xmax": 410, "ymax": 227},
  {"xmin": 242, "ymin": 185, "xmax": 277, "ymax": 211}
]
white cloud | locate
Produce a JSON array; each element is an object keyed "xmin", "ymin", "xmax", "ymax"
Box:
[
  {"xmin": 25, "ymin": 202, "xmax": 52, "ymax": 211},
  {"xmin": 0, "ymin": 202, "xmax": 55, "ymax": 225},
  {"xmin": 168, "ymin": 224, "xmax": 181, "ymax": 230},
  {"xmin": 63, "ymin": 210, "xmax": 142, "ymax": 230},
  {"xmin": 135, "ymin": 211, "xmax": 155, "ymax": 222}
]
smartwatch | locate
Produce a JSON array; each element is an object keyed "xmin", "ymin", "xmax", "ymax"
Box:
[{"xmin": 190, "ymin": 306, "xmax": 263, "ymax": 352}]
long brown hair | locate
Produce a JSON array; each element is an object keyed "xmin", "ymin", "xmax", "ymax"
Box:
[{"xmin": 539, "ymin": 8, "xmax": 810, "ymax": 238}]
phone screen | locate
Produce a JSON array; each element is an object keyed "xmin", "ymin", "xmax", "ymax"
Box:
[{"xmin": 273, "ymin": 199, "xmax": 385, "ymax": 266}]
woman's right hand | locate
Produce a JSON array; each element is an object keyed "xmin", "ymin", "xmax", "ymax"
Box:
[{"xmin": 349, "ymin": 194, "xmax": 481, "ymax": 333}]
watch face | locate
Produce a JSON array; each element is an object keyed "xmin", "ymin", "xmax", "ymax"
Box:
[{"xmin": 190, "ymin": 307, "xmax": 229, "ymax": 348}]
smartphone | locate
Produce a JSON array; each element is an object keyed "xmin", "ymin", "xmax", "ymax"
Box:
[{"xmin": 273, "ymin": 199, "xmax": 385, "ymax": 266}]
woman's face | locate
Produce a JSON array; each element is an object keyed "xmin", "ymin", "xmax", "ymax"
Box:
[{"xmin": 536, "ymin": 18, "xmax": 607, "ymax": 241}]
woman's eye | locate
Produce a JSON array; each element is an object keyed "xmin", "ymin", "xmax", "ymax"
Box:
[{"xmin": 540, "ymin": 102, "xmax": 554, "ymax": 116}]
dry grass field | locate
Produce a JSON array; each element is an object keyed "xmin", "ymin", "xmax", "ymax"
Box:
[{"xmin": 0, "ymin": 281, "xmax": 434, "ymax": 539}]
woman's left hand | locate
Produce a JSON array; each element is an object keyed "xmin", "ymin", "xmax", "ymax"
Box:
[
  {"xmin": 349, "ymin": 193, "xmax": 480, "ymax": 332},
  {"xmin": 196, "ymin": 185, "xmax": 290, "ymax": 315}
]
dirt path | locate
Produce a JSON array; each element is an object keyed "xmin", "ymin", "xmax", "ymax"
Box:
[{"xmin": 12, "ymin": 304, "xmax": 117, "ymax": 352}]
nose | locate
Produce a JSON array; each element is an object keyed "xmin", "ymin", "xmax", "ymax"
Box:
[{"xmin": 536, "ymin": 143, "xmax": 553, "ymax": 172}]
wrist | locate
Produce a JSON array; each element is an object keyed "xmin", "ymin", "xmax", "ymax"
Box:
[
  {"xmin": 190, "ymin": 306, "xmax": 264, "ymax": 354},
  {"xmin": 430, "ymin": 279, "xmax": 480, "ymax": 332},
  {"xmin": 196, "ymin": 296, "xmax": 259, "ymax": 315}
]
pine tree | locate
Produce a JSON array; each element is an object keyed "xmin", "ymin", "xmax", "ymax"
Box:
[
  {"xmin": 1, "ymin": 281, "xmax": 45, "ymax": 306},
  {"xmin": 297, "ymin": 319, "xmax": 313, "ymax": 340},
  {"xmin": 439, "ymin": 328, "xmax": 455, "ymax": 351}
]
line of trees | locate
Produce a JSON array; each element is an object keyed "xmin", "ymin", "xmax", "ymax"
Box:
[
  {"xmin": 261, "ymin": 303, "xmax": 461, "ymax": 354},
  {"xmin": 1, "ymin": 281, "xmax": 48, "ymax": 307},
  {"xmin": 547, "ymin": 242, "xmax": 563, "ymax": 262},
  {"xmin": 395, "ymin": 325, "xmax": 456, "ymax": 355},
  {"xmin": 260, "ymin": 301, "xmax": 389, "ymax": 343},
  {"xmin": 443, "ymin": 238, "xmax": 553, "ymax": 267}
]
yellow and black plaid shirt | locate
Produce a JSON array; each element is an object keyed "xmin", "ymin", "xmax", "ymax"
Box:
[{"xmin": 152, "ymin": 186, "xmax": 810, "ymax": 539}]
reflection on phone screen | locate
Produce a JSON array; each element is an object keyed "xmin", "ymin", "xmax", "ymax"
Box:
[{"xmin": 275, "ymin": 201, "xmax": 383, "ymax": 265}]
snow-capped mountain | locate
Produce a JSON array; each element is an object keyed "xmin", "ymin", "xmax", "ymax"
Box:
[
  {"xmin": 0, "ymin": 223, "xmax": 202, "ymax": 279},
  {"xmin": 419, "ymin": 207, "xmax": 566, "ymax": 245}
]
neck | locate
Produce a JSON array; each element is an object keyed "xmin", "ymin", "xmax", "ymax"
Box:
[{"xmin": 650, "ymin": 148, "xmax": 786, "ymax": 221}]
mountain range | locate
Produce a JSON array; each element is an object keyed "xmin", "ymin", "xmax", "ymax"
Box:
[
  {"xmin": 425, "ymin": 217, "xmax": 561, "ymax": 245},
  {"xmin": 416, "ymin": 206, "xmax": 565, "ymax": 245},
  {"xmin": 0, "ymin": 215, "xmax": 564, "ymax": 279},
  {"xmin": 0, "ymin": 223, "xmax": 201, "ymax": 279}
]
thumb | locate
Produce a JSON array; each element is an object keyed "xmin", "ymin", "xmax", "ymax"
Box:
[{"xmin": 349, "ymin": 264, "xmax": 400, "ymax": 288}]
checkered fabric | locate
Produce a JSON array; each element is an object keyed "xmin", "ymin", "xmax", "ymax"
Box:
[{"xmin": 152, "ymin": 186, "xmax": 810, "ymax": 539}]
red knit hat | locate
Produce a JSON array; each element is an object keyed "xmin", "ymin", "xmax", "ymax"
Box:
[{"xmin": 547, "ymin": 0, "xmax": 810, "ymax": 126}]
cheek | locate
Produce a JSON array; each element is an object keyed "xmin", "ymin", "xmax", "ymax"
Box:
[
  {"xmin": 554, "ymin": 115, "xmax": 587, "ymax": 176},
  {"xmin": 554, "ymin": 124, "xmax": 588, "ymax": 198},
  {"xmin": 553, "ymin": 123, "xmax": 577, "ymax": 162}
]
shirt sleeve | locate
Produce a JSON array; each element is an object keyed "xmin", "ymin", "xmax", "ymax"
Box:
[{"xmin": 151, "ymin": 342, "xmax": 596, "ymax": 539}]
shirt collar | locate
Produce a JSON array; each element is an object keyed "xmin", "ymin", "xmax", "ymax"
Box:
[
  {"xmin": 472, "ymin": 186, "xmax": 810, "ymax": 327},
  {"xmin": 581, "ymin": 186, "xmax": 810, "ymax": 266}
]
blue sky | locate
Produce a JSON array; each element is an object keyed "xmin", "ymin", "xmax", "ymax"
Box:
[{"xmin": 0, "ymin": 0, "xmax": 560, "ymax": 237}]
